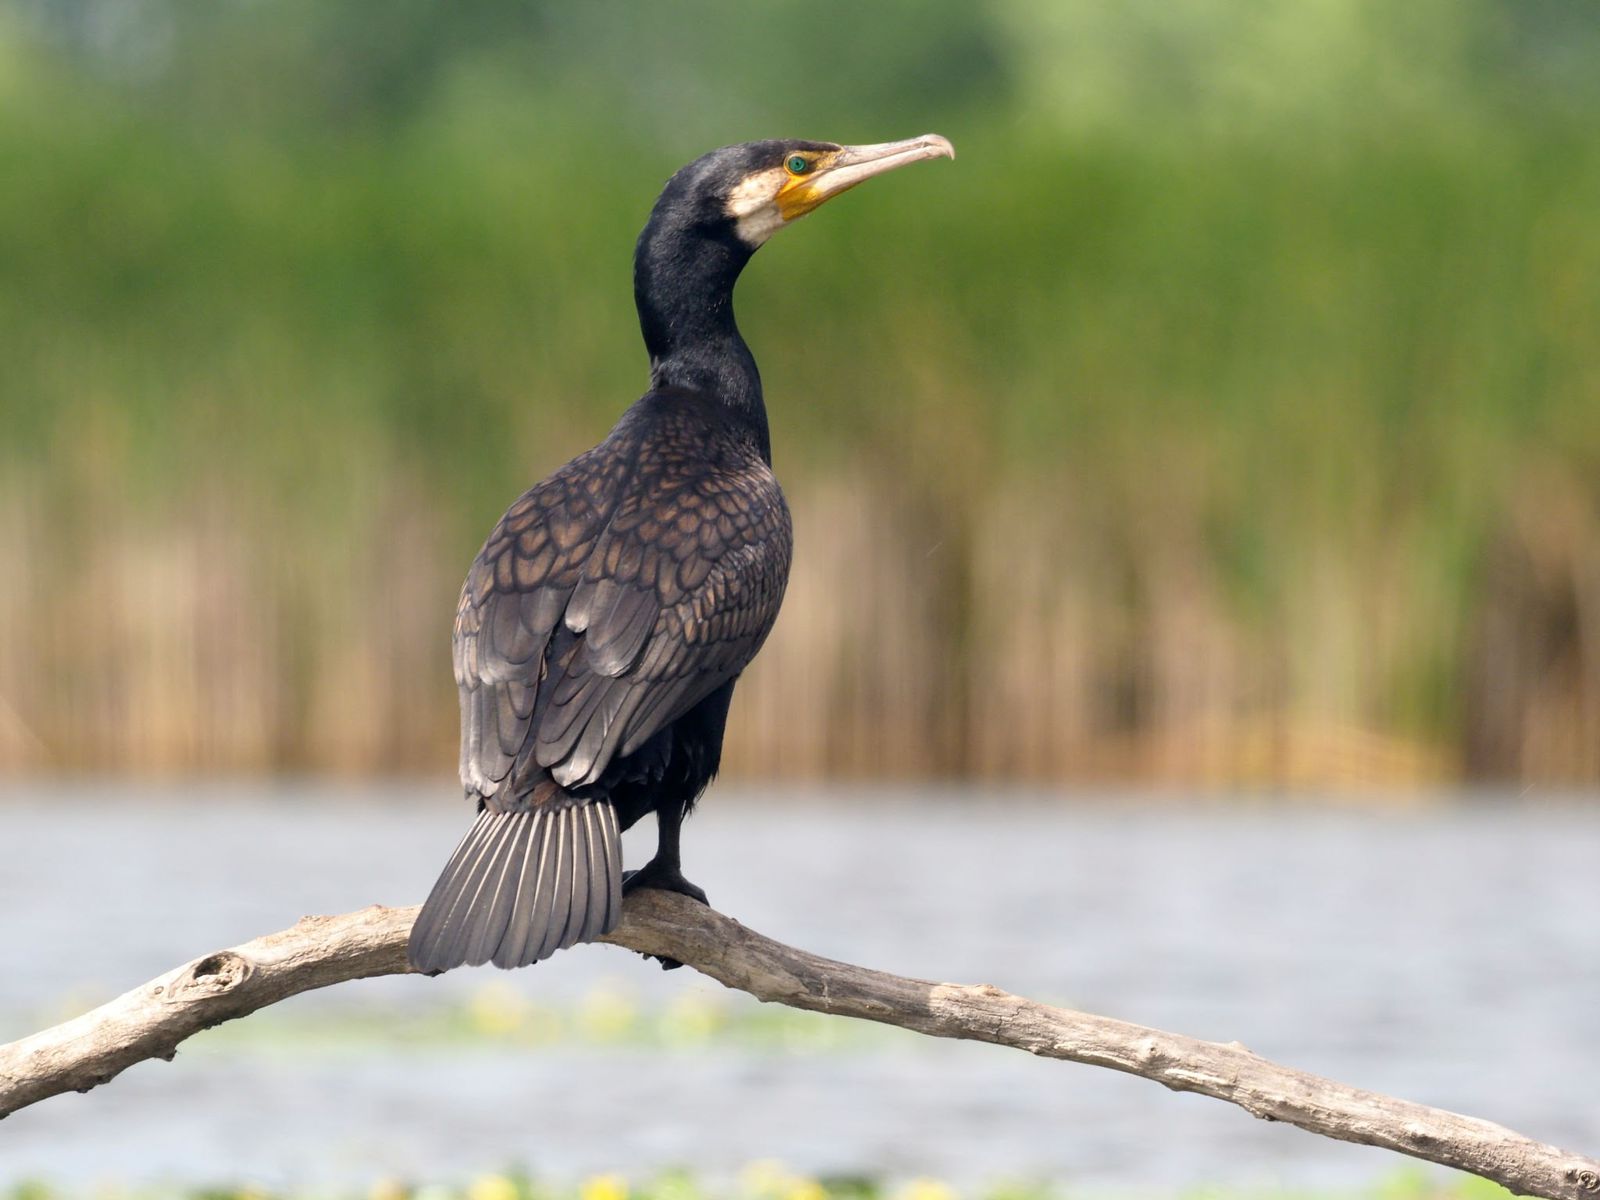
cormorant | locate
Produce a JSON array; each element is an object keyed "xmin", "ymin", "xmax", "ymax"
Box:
[{"xmin": 408, "ymin": 134, "xmax": 955, "ymax": 973}]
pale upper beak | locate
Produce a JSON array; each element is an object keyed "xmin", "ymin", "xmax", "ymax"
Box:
[{"xmin": 778, "ymin": 134, "xmax": 956, "ymax": 222}]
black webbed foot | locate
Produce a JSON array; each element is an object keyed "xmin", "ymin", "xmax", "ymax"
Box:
[
  {"xmin": 622, "ymin": 859, "xmax": 708, "ymax": 970},
  {"xmin": 622, "ymin": 861, "xmax": 709, "ymax": 905}
]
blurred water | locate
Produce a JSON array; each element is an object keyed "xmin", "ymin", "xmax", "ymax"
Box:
[{"xmin": 1, "ymin": 784, "xmax": 1596, "ymax": 1194}]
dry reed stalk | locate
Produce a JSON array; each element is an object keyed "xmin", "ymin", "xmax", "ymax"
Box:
[{"xmin": 2, "ymin": 470, "xmax": 1599, "ymax": 783}]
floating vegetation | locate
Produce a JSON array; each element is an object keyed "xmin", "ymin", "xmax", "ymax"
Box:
[
  {"xmin": 0, "ymin": 1165, "xmax": 1522, "ymax": 1200},
  {"xmin": 172, "ymin": 981, "xmax": 907, "ymax": 1056}
]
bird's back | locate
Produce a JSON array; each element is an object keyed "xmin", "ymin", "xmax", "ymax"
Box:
[
  {"xmin": 409, "ymin": 390, "xmax": 790, "ymax": 972},
  {"xmin": 457, "ymin": 389, "xmax": 790, "ymax": 803}
]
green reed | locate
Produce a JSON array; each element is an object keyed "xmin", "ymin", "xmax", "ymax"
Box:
[{"xmin": 2, "ymin": 3, "xmax": 1598, "ymax": 781}]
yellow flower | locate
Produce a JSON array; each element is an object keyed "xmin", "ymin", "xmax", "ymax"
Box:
[
  {"xmin": 782, "ymin": 1177, "xmax": 828, "ymax": 1200},
  {"xmin": 468, "ymin": 983, "xmax": 531, "ymax": 1038},
  {"xmin": 578, "ymin": 984, "xmax": 638, "ymax": 1042},
  {"xmin": 581, "ymin": 1173, "xmax": 629, "ymax": 1200},
  {"xmin": 369, "ymin": 1179, "xmax": 410, "ymax": 1200},
  {"xmin": 899, "ymin": 1179, "xmax": 957, "ymax": 1200},
  {"xmin": 739, "ymin": 1161, "xmax": 793, "ymax": 1198},
  {"xmin": 660, "ymin": 992, "xmax": 723, "ymax": 1046},
  {"xmin": 468, "ymin": 1173, "xmax": 520, "ymax": 1200}
]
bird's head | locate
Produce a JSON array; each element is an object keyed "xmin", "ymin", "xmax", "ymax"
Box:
[
  {"xmin": 654, "ymin": 134, "xmax": 956, "ymax": 248},
  {"xmin": 634, "ymin": 134, "xmax": 955, "ymax": 415}
]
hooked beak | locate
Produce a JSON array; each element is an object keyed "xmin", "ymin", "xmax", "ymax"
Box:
[{"xmin": 778, "ymin": 133, "xmax": 956, "ymax": 222}]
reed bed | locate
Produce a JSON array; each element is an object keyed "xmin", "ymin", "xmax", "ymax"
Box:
[
  {"xmin": 2, "ymin": 4, "xmax": 1599, "ymax": 785},
  {"xmin": 2, "ymin": 465, "xmax": 1596, "ymax": 784}
]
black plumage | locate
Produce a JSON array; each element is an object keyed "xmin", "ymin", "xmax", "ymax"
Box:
[{"xmin": 409, "ymin": 134, "xmax": 954, "ymax": 973}]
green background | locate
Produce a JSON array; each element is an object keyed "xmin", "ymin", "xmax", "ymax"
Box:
[{"xmin": 2, "ymin": 0, "xmax": 1598, "ymax": 783}]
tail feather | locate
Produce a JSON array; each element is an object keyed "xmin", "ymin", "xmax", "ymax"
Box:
[
  {"xmin": 408, "ymin": 801, "xmax": 623, "ymax": 973},
  {"xmin": 581, "ymin": 806, "xmax": 610, "ymax": 942},
  {"xmin": 462, "ymin": 815, "xmax": 525, "ymax": 967},
  {"xmin": 493, "ymin": 816, "xmax": 548, "ymax": 969},
  {"xmin": 598, "ymin": 804, "xmax": 623, "ymax": 931},
  {"xmin": 519, "ymin": 816, "xmax": 561, "ymax": 966},
  {"xmin": 537, "ymin": 810, "xmax": 576, "ymax": 962},
  {"xmin": 422, "ymin": 813, "xmax": 504, "ymax": 963}
]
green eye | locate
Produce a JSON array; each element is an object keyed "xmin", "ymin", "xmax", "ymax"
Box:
[{"xmin": 786, "ymin": 155, "xmax": 811, "ymax": 175}]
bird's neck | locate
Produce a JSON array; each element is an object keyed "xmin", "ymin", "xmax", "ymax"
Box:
[{"xmin": 633, "ymin": 216, "xmax": 770, "ymax": 460}]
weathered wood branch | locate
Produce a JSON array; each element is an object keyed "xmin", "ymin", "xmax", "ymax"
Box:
[{"xmin": 2, "ymin": 893, "xmax": 1595, "ymax": 1199}]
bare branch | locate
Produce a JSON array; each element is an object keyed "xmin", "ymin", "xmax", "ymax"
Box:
[{"xmin": 2, "ymin": 894, "xmax": 1595, "ymax": 1200}]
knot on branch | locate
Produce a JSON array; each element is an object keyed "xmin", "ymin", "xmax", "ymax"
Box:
[
  {"xmin": 165, "ymin": 951, "xmax": 252, "ymax": 1002},
  {"xmin": 1139, "ymin": 1037, "xmax": 1168, "ymax": 1066}
]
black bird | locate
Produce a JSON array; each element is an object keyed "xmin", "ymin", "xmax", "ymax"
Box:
[{"xmin": 408, "ymin": 134, "xmax": 955, "ymax": 973}]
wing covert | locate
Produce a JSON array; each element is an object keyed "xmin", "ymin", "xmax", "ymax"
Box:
[{"xmin": 454, "ymin": 412, "xmax": 791, "ymax": 802}]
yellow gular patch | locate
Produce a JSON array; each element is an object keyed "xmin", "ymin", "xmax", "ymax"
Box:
[{"xmin": 724, "ymin": 167, "xmax": 788, "ymax": 246}]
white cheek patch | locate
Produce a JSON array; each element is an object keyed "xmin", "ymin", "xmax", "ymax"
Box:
[{"xmin": 724, "ymin": 167, "xmax": 788, "ymax": 247}]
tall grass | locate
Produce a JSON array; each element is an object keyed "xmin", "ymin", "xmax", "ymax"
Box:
[{"xmin": 1, "ymin": 4, "xmax": 1598, "ymax": 784}]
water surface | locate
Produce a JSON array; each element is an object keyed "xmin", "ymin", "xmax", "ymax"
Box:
[{"xmin": 2, "ymin": 785, "xmax": 1595, "ymax": 1194}]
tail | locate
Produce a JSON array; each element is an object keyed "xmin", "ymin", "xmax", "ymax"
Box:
[{"xmin": 408, "ymin": 800, "xmax": 624, "ymax": 973}]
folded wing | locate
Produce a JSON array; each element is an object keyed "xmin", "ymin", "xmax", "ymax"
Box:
[{"xmin": 455, "ymin": 413, "xmax": 792, "ymax": 806}]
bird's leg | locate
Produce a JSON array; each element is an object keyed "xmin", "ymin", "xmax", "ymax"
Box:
[
  {"xmin": 621, "ymin": 799, "xmax": 707, "ymax": 971},
  {"xmin": 622, "ymin": 798, "xmax": 708, "ymax": 905}
]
